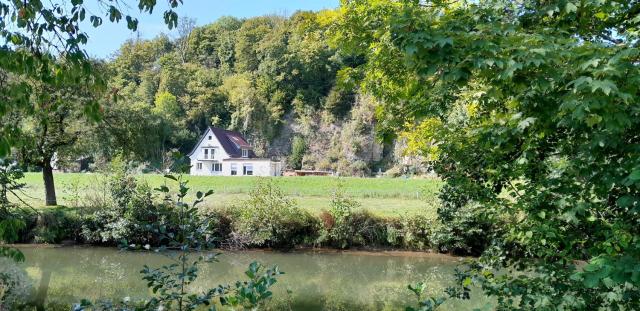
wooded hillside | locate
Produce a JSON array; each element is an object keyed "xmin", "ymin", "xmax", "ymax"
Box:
[{"xmin": 66, "ymin": 12, "xmax": 413, "ymax": 176}]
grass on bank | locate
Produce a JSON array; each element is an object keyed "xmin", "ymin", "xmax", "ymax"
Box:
[{"xmin": 17, "ymin": 173, "xmax": 442, "ymax": 217}]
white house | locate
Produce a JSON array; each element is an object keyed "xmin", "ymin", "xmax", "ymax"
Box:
[{"xmin": 188, "ymin": 126, "xmax": 282, "ymax": 176}]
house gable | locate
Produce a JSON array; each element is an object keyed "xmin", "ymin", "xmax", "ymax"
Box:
[
  {"xmin": 188, "ymin": 126, "xmax": 256, "ymax": 159},
  {"xmin": 188, "ymin": 128, "xmax": 230, "ymax": 161}
]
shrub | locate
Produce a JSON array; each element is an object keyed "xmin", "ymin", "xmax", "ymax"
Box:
[
  {"xmin": 79, "ymin": 166, "xmax": 184, "ymax": 246},
  {"xmin": 430, "ymin": 201, "xmax": 494, "ymax": 256},
  {"xmin": 75, "ymin": 174, "xmax": 284, "ymax": 311},
  {"xmin": 28, "ymin": 208, "xmax": 81, "ymax": 243},
  {"xmin": 204, "ymin": 207, "xmax": 239, "ymax": 248},
  {"xmin": 229, "ymin": 179, "xmax": 320, "ymax": 249},
  {"xmin": 289, "ymin": 136, "xmax": 307, "ymax": 170},
  {"xmin": 327, "ymin": 185, "xmax": 360, "ymax": 248},
  {"xmin": 386, "ymin": 214, "xmax": 435, "ymax": 250},
  {"xmin": 80, "ymin": 207, "xmax": 131, "ymax": 245},
  {"xmin": 324, "ymin": 184, "xmax": 388, "ymax": 248},
  {"xmin": 0, "ymin": 257, "xmax": 32, "ymax": 309}
]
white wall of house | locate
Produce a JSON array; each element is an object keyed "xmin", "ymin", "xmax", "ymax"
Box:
[
  {"xmin": 191, "ymin": 159, "xmax": 281, "ymax": 176},
  {"xmin": 189, "ymin": 128, "xmax": 228, "ymax": 176},
  {"xmin": 222, "ymin": 159, "xmax": 280, "ymax": 176},
  {"xmin": 189, "ymin": 128, "xmax": 282, "ymax": 176}
]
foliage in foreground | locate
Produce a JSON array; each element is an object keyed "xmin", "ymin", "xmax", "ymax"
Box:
[
  {"xmin": 337, "ymin": 0, "xmax": 640, "ymax": 309},
  {"xmin": 0, "ymin": 0, "xmax": 183, "ymax": 158},
  {"xmin": 0, "ymin": 158, "xmax": 28, "ymax": 262}
]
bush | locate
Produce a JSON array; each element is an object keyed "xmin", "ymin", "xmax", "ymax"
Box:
[
  {"xmin": 228, "ymin": 179, "xmax": 320, "ymax": 249},
  {"xmin": 430, "ymin": 201, "xmax": 494, "ymax": 256},
  {"xmin": 79, "ymin": 166, "xmax": 182, "ymax": 246},
  {"xmin": 289, "ymin": 136, "xmax": 307, "ymax": 170},
  {"xmin": 322, "ymin": 185, "xmax": 388, "ymax": 248},
  {"xmin": 385, "ymin": 213, "xmax": 435, "ymax": 250},
  {"xmin": 0, "ymin": 257, "xmax": 32, "ymax": 309},
  {"xmin": 203, "ymin": 206, "xmax": 238, "ymax": 248},
  {"xmin": 28, "ymin": 208, "xmax": 81, "ymax": 243}
]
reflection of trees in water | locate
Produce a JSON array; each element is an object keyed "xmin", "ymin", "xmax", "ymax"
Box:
[
  {"xmin": 22, "ymin": 247, "xmax": 165, "ymax": 306},
  {"xmin": 18, "ymin": 247, "xmax": 487, "ymax": 311}
]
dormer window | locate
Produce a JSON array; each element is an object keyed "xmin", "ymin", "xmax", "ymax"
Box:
[{"xmin": 242, "ymin": 149, "xmax": 248, "ymax": 158}]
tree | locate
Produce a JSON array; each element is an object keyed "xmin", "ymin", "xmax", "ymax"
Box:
[
  {"xmin": 234, "ymin": 16, "xmax": 281, "ymax": 72},
  {"xmin": 289, "ymin": 136, "xmax": 306, "ymax": 169},
  {"xmin": 176, "ymin": 16, "xmax": 197, "ymax": 64},
  {"xmin": 336, "ymin": 0, "xmax": 640, "ymax": 309},
  {"xmin": 15, "ymin": 77, "xmax": 98, "ymax": 206},
  {"xmin": 0, "ymin": 0, "xmax": 183, "ymax": 157}
]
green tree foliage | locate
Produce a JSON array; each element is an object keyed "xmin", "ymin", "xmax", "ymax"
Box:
[
  {"xmin": 336, "ymin": 0, "xmax": 640, "ymax": 309},
  {"xmin": 14, "ymin": 71, "xmax": 101, "ymax": 205},
  {"xmin": 0, "ymin": 159, "xmax": 27, "ymax": 263},
  {"xmin": 96, "ymin": 11, "xmax": 365, "ymax": 168},
  {"xmin": 0, "ymin": 1, "xmax": 184, "ymax": 157},
  {"xmin": 289, "ymin": 136, "xmax": 307, "ymax": 169}
]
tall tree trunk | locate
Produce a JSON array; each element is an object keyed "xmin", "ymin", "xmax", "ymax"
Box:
[{"xmin": 43, "ymin": 158, "xmax": 57, "ymax": 206}]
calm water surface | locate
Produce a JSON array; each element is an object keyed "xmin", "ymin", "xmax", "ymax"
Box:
[{"xmin": 14, "ymin": 246, "xmax": 490, "ymax": 310}]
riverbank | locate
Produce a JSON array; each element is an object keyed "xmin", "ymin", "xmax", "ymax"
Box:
[
  {"xmin": 8, "ymin": 243, "xmax": 470, "ymax": 259},
  {"xmin": 8, "ymin": 172, "xmax": 487, "ymax": 257},
  {"xmin": 10, "ymin": 204, "xmax": 449, "ymax": 252}
]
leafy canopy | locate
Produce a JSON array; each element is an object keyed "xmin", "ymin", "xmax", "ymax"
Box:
[
  {"xmin": 0, "ymin": 0, "xmax": 184, "ymax": 156},
  {"xmin": 336, "ymin": 0, "xmax": 640, "ymax": 309}
]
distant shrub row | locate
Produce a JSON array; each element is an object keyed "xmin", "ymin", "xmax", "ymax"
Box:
[{"xmin": 13, "ymin": 172, "xmax": 494, "ymax": 255}]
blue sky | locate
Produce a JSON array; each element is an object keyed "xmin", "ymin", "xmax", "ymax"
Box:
[{"xmin": 82, "ymin": 0, "xmax": 339, "ymax": 59}]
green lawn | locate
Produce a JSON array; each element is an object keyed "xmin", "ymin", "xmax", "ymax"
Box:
[{"xmin": 17, "ymin": 173, "xmax": 442, "ymax": 217}]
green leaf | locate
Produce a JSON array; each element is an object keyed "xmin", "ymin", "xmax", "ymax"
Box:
[
  {"xmin": 517, "ymin": 117, "xmax": 536, "ymax": 131},
  {"xmin": 590, "ymin": 79, "xmax": 617, "ymax": 96},
  {"xmin": 126, "ymin": 15, "xmax": 138, "ymax": 31},
  {"xmin": 583, "ymin": 264, "xmax": 600, "ymax": 272},
  {"xmin": 628, "ymin": 168, "xmax": 640, "ymax": 181},
  {"xmin": 0, "ymin": 136, "xmax": 10, "ymax": 157},
  {"xmin": 164, "ymin": 174, "xmax": 178, "ymax": 181}
]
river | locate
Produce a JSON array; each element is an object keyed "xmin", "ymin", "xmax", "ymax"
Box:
[{"xmin": 9, "ymin": 246, "xmax": 491, "ymax": 310}]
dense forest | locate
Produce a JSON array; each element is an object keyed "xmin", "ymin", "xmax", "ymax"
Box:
[{"xmin": 48, "ymin": 12, "xmax": 413, "ymax": 176}]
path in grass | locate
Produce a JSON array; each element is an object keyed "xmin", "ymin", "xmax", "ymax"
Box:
[{"xmin": 18, "ymin": 173, "xmax": 442, "ymax": 217}]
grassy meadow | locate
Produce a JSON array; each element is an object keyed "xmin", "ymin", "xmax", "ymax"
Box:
[{"xmin": 17, "ymin": 173, "xmax": 442, "ymax": 217}]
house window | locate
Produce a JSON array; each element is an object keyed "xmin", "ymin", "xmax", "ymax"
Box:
[
  {"xmin": 212, "ymin": 163, "xmax": 222, "ymax": 172},
  {"xmin": 242, "ymin": 149, "xmax": 248, "ymax": 158},
  {"xmin": 204, "ymin": 148, "xmax": 215, "ymax": 159},
  {"xmin": 196, "ymin": 163, "xmax": 203, "ymax": 170},
  {"xmin": 243, "ymin": 164, "xmax": 253, "ymax": 176},
  {"xmin": 208, "ymin": 135, "xmax": 212, "ymax": 140},
  {"xmin": 230, "ymin": 163, "xmax": 238, "ymax": 176}
]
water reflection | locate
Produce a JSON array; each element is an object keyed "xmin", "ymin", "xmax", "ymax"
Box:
[{"xmin": 18, "ymin": 246, "xmax": 490, "ymax": 310}]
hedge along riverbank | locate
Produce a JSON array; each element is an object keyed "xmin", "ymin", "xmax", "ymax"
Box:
[{"xmin": 12, "ymin": 171, "xmax": 494, "ymax": 255}]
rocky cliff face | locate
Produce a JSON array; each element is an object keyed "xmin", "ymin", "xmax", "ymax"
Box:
[{"xmin": 256, "ymin": 94, "xmax": 386, "ymax": 176}]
